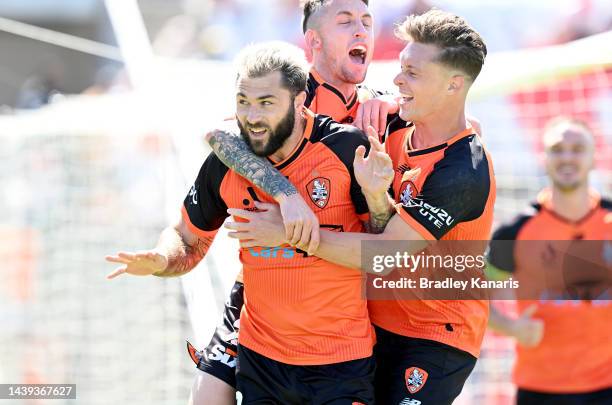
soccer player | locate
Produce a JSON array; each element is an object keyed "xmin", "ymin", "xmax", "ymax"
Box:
[
  {"xmin": 487, "ymin": 118, "xmax": 612, "ymax": 405},
  {"xmin": 107, "ymin": 42, "xmax": 377, "ymax": 404},
  {"xmin": 216, "ymin": 10, "xmax": 494, "ymax": 405},
  {"xmin": 188, "ymin": 1, "xmax": 396, "ymax": 403}
]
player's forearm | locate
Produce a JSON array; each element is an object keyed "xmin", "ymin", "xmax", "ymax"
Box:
[
  {"xmin": 364, "ymin": 191, "xmax": 395, "ymax": 234},
  {"xmin": 315, "ymin": 230, "xmax": 375, "ymax": 270},
  {"xmin": 153, "ymin": 226, "xmax": 213, "ymax": 277},
  {"xmin": 315, "ymin": 229, "xmax": 424, "ymax": 273},
  {"xmin": 206, "ymin": 129, "xmax": 298, "ymax": 201}
]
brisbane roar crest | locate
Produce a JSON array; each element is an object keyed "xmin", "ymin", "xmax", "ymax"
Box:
[
  {"xmin": 306, "ymin": 177, "xmax": 331, "ymax": 208},
  {"xmin": 405, "ymin": 367, "xmax": 428, "ymax": 394},
  {"xmin": 399, "ymin": 180, "xmax": 419, "ymax": 208}
]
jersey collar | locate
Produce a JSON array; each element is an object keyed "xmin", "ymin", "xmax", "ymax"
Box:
[
  {"xmin": 405, "ymin": 126, "xmax": 474, "ymax": 157},
  {"xmin": 309, "ymin": 68, "xmax": 358, "ymax": 109},
  {"xmin": 537, "ymin": 187, "xmax": 601, "ymax": 225}
]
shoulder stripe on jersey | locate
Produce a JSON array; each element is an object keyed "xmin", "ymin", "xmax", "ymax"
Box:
[
  {"xmin": 305, "ymin": 73, "xmax": 319, "ymax": 108},
  {"xmin": 274, "ymin": 138, "xmax": 309, "ymax": 170},
  {"xmin": 492, "ymin": 203, "xmax": 541, "ymax": 241},
  {"xmin": 383, "ymin": 115, "xmax": 411, "ymax": 143},
  {"xmin": 488, "ymin": 203, "xmax": 541, "ymax": 273},
  {"xmin": 346, "ymin": 91, "xmax": 357, "ymax": 110}
]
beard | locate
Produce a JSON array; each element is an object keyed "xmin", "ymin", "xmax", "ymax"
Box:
[{"xmin": 237, "ymin": 103, "xmax": 295, "ymax": 157}]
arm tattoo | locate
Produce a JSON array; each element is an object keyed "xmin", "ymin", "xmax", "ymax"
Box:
[
  {"xmin": 366, "ymin": 210, "xmax": 394, "ymax": 234},
  {"xmin": 161, "ymin": 236, "xmax": 214, "ymax": 277},
  {"xmin": 364, "ymin": 193, "xmax": 395, "ymax": 234},
  {"xmin": 208, "ymin": 130, "xmax": 297, "ymax": 199},
  {"xmin": 154, "ymin": 227, "xmax": 214, "ymax": 277}
]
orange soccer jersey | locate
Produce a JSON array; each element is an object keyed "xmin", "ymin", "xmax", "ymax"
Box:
[
  {"xmin": 305, "ymin": 68, "xmax": 380, "ymax": 125},
  {"xmin": 368, "ymin": 118, "xmax": 496, "ymax": 358},
  {"xmin": 183, "ymin": 109, "xmax": 375, "ymax": 365},
  {"xmin": 230, "ymin": 68, "xmax": 377, "ymax": 286},
  {"xmin": 488, "ymin": 189, "xmax": 612, "ymax": 393}
]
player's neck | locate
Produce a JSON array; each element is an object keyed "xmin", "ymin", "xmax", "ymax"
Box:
[
  {"xmin": 411, "ymin": 107, "xmax": 467, "ymax": 150},
  {"xmin": 549, "ymin": 184, "xmax": 593, "ymax": 221},
  {"xmin": 268, "ymin": 117, "xmax": 306, "ymax": 163},
  {"xmin": 312, "ymin": 63, "xmax": 356, "ymax": 102}
]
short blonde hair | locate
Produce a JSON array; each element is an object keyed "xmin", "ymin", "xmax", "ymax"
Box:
[
  {"xmin": 396, "ymin": 9, "xmax": 487, "ymax": 82},
  {"xmin": 542, "ymin": 116, "xmax": 595, "ymax": 147},
  {"xmin": 235, "ymin": 41, "xmax": 309, "ymax": 95}
]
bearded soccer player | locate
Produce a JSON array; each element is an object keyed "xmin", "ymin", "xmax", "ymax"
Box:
[
  {"xmin": 107, "ymin": 42, "xmax": 377, "ymax": 404},
  {"xmin": 487, "ymin": 118, "xmax": 612, "ymax": 405},
  {"xmin": 187, "ymin": 1, "xmax": 398, "ymax": 403},
  {"xmin": 217, "ymin": 10, "xmax": 494, "ymax": 405}
]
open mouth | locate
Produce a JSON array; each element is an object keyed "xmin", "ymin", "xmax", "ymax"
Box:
[
  {"xmin": 348, "ymin": 45, "xmax": 367, "ymax": 65},
  {"xmin": 400, "ymin": 94, "xmax": 414, "ymax": 103},
  {"xmin": 248, "ymin": 127, "xmax": 268, "ymax": 138}
]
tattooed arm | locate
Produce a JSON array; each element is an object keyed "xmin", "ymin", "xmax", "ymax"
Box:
[
  {"xmin": 363, "ymin": 192, "xmax": 395, "ymax": 234},
  {"xmin": 205, "ymin": 128, "xmax": 320, "ymax": 254},
  {"xmin": 105, "ymin": 216, "xmax": 215, "ymax": 279},
  {"xmin": 206, "ymin": 129, "xmax": 297, "ymax": 199}
]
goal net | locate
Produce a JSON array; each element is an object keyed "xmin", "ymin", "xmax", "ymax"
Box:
[{"xmin": 0, "ymin": 31, "xmax": 610, "ymax": 404}]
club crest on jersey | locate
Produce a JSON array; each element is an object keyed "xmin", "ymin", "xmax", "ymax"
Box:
[
  {"xmin": 405, "ymin": 367, "xmax": 428, "ymax": 394},
  {"xmin": 399, "ymin": 181, "xmax": 419, "ymax": 208},
  {"xmin": 307, "ymin": 177, "xmax": 331, "ymax": 208}
]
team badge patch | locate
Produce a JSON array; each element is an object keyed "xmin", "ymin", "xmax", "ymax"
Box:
[
  {"xmin": 306, "ymin": 177, "xmax": 331, "ymax": 208},
  {"xmin": 405, "ymin": 367, "xmax": 428, "ymax": 394},
  {"xmin": 399, "ymin": 181, "xmax": 418, "ymax": 208}
]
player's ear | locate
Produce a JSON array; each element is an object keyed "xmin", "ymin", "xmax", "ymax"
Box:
[
  {"xmin": 294, "ymin": 90, "xmax": 307, "ymax": 110},
  {"xmin": 305, "ymin": 29, "xmax": 321, "ymax": 51},
  {"xmin": 447, "ymin": 75, "xmax": 465, "ymax": 95}
]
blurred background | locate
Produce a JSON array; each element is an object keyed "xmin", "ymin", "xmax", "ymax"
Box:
[{"xmin": 0, "ymin": 0, "xmax": 610, "ymax": 404}]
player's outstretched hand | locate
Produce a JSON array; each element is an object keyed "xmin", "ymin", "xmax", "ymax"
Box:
[
  {"xmin": 275, "ymin": 194, "xmax": 320, "ymax": 255},
  {"xmin": 226, "ymin": 202, "xmax": 289, "ymax": 248},
  {"xmin": 512, "ymin": 304, "xmax": 544, "ymax": 348},
  {"xmin": 105, "ymin": 250, "xmax": 168, "ymax": 279},
  {"xmin": 353, "ymin": 94, "xmax": 398, "ymax": 138},
  {"xmin": 354, "ymin": 126, "xmax": 395, "ymax": 196}
]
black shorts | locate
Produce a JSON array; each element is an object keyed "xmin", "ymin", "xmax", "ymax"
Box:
[
  {"xmin": 236, "ymin": 344, "xmax": 375, "ymax": 405},
  {"xmin": 517, "ymin": 387, "xmax": 612, "ymax": 405},
  {"xmin": 187, "ymin": 281, "xmax": 244, "ymax": 388},
  {"xmin": 373, "ymin": 325, "xmax": 476, "ymax": 405}
]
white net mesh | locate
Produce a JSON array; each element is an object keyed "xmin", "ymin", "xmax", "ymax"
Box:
[{"xmin": 0, "ymin": 133, "xmax": 194, "ymax": 404}]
